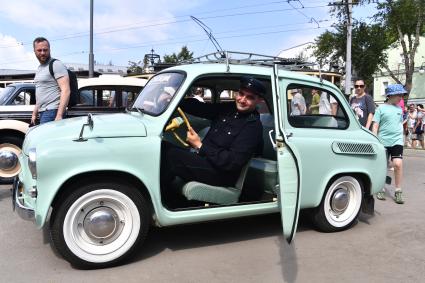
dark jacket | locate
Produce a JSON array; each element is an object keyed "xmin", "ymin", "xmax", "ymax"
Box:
[{"xmin": 181, "ymin": 98, "xmax": 263, "ymax": 174}]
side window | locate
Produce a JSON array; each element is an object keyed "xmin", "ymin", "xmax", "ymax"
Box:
[
  {"xmin": 186, "ymin": 86, "xmax": 213, "ymax": 103},
  {"xmin": 219, "ymin": 90, "xmax": 232, "ymax": 102},
  {"xmin": 108, "ymin": 87, "xmax": 143, "ymax": 107},
  {"xmin": 78, "ymin": 86, "xmax": 143, "ymax": 108},
  {"xmin": 103, "ymin": 90, "xmax": 113, "ymax": 107},
  {"xmin": 125, "ymin": 91, "xmax": 138, "ymax": 107},
  {"xmin": 77, "ymin": 88, "xmax": 123, "ymax": 107},
  {"xmin": 13, "ymin": 90, "xmax": 34, "ymax": 105},
  {"xmin": 287, "ymin": 85, "xmax": 348, "ymax": 129},
  {"xmin": 78, "ymin": 89, "xmax": 96, "ymax": 106}
]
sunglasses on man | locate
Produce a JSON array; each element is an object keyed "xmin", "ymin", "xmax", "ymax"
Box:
[{"xmin": 354, "ymin": 85, "xmax": 365, "ymax": 89}]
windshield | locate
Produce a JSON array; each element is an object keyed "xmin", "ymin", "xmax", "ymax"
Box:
[
  {"xmin": 132, "ymin": 72, "xmax": 184, "ymax": 115},
  {"xmin": 0, "ymin": 86, "xmax": 16, "ymax": 105}
]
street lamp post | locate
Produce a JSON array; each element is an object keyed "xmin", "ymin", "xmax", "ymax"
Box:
[
  {"xmin": 89, "ymin": 0, "xmax": 94, "ymax": 78},
  {"xmin": 144, "ymin": 49, "xmax": 160, "ymax": 73},
  {"xmin": 344, "ymin": 0, "xmax": 353, "ymax": 97}
]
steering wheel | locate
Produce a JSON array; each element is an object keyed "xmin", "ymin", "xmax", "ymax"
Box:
[{"xmin": 165, "ymin": 107, "xmax": 192, "ymax": 147}]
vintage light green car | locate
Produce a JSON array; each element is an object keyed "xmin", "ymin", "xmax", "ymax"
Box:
[{"xmin": 8, "ymin": 52, "xmax": 386, "ymax": 268}]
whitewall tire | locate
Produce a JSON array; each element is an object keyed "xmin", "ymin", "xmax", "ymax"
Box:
[
  {"xmin": 312, "ymin": 176, "xmax": 363, "ymax": 232},
  {"xmin": 50, "ymin": 182, "xmax": 150, "ymax": 269}
]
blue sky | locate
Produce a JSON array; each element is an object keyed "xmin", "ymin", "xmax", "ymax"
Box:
[{"xmin": 0, "ymin": 0, "xmax": 377, "ymax": 70}]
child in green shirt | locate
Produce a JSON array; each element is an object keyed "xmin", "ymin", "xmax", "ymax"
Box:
[{"xmin": 372, "ymin": 84, "xmax": 406, "ymax": 204}]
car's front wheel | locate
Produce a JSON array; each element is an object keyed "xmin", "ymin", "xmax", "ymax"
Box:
[
  {"xmin": 50, "ymin": 181, "xmax": 150, "ymax": 269},
  {"xmin": 311, "ymin": 176, "xmax": 363, "ymax": 232}
]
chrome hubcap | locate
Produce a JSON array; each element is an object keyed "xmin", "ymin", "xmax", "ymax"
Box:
[
  {"xmin": 0, "ymin": 150, "xmax": 18, "ymax": 171},
  {"xmin": 331, "ymin": 188, "xmax": 349, "ymax": 214},
  {"xmin": 81, "ymin": 205, "xmax": 124, "ymax": 245}
]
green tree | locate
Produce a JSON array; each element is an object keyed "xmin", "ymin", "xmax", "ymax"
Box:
[
  {"xmin": 312, "ymin": 22, "xmax": 389, "ymax": 87},
  {"xmin": 127, "ymin": 60, "xmax": 144, "ymax": 74},
  {"xmin": 163, "ymin": 46, "xmax": 194, "ymax": 63},
  {"xmin": 313, "ymin": 0, "xmax": 425, "ymax": 94},
  {"xmin": 374, "ymin": 0, "xmax": 425, "ymax": 93},
  {"xmin": 351, "ymin": 22, "xmax": 391, "ymax": 85},
  {"xmin": 312, "ymin": 26, "xmax": 345, "ymax": 71}
]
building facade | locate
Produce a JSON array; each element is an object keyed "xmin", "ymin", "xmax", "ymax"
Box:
[{"xmin": 373, "ymin": 36, "xmax": 425, "ymax": 104}]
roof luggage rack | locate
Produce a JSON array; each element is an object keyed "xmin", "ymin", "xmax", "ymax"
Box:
[{"xmin": 181, "ymin": 51, "xmax": 316, "ymax": 72}]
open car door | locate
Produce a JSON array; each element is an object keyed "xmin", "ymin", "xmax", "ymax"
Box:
[{"xmin": 271, "ymin": 65, "xmax": 301, "ymax": 243}]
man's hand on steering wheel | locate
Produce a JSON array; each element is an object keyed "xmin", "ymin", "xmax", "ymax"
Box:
[
  {"xmin": 164, "ymin": 107, "xmax": 193, "ymax": 147},
  {"xmin": 186, "ymin": 127, "xmax": 202, "ymax": 150}
]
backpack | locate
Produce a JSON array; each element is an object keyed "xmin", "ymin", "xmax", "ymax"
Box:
[{"xmin": 49, "ymin": 59, "xmax": 79, "ymax": 107}]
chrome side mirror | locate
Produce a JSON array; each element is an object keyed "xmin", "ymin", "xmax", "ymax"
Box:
[{"xmin": 74, "ymin": 113, "xmax": 94, "ymax": 142}]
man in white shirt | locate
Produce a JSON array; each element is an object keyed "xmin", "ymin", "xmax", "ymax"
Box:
[
  {"xmin": 290, "ymin": 89, "xmax": 306, "ymax": 116},
  {"xmin": 319, "ymin": 91, "xmax": 338, "ymax": 115}
]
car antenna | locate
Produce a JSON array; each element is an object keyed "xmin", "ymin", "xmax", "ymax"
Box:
[{"xmin": 191, "ymin": 16, "xmax": 226, "ymax": 58}]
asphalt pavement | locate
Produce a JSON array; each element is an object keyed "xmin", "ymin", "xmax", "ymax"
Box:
[{"xmin": 0, "ymin": 149, "xmax": 424, "ymax": 283}]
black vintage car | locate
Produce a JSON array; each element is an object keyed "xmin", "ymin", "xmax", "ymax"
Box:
[{"xmin": 0, "ymin": 76, "xmax": 147, "ymax": 182}]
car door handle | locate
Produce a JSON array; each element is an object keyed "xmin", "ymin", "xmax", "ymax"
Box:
[{"xmin": 268, "ymin": 129, "xmax": 277, "ymax": 150}]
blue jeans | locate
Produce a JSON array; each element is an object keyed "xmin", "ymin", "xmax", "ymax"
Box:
[{"xmin": 39, "ymin": 109, "xmax": 58, "ymax": 124}]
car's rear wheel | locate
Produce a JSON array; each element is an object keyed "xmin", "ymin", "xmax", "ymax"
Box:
[
  {"xmin": 50, "ymin": 181, "xmax": 150, "ymax": 269},
  {"xmin": 0, "ymin": 135, "xmax": 23, "ymax": 184},
  {"xmin": 312, "ymin": 176, "xmax": 363, "ymax": 232}
]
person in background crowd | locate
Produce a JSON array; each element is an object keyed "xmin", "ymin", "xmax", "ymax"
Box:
[
  {"xmin": 309, "ymin": 89, "xmax": 320, "ymax": 114},
  {"xmin": 319, "ymin": 91, "xmax": 338, "ymax": 115},
  {"xmin": 413, "ymin": 104, "xmax": 424, "ymax": 149},
  {"xmin": 193, "ymin": 87, "xmax": 205, "ymax": 103},
  {"xmin": 349, "ymin": 79, "xmax": 375, "ymax": 129},
  {"xmin": 31, "ymin": 37, "xmax": 70, "ymax": 124},
  {"xmin": 402, "ymin": 106, "xmax": 408, "ymax": 143},
  {"xmin": 290, "ymin": 89, "xmax": 306, "ymax": 116},
  {"xmin": 373, "ymin": 84, "xmax": 407, "ymax": 204},
  {"xmin": 109, "ymin": 91, "xmax": 129, "ymax": 107},
  {"xmin": 406, "ymin": 103, "xmax": 417, "ymax": 148},
  {"xmin": 397, "ymin": 95, "xmax": 405, "ymax": 110}
]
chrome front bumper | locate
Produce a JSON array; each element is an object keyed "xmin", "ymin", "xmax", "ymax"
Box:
[{"xmin": 12, "ymin": 177, "xmax": 35, "ymax": 222}]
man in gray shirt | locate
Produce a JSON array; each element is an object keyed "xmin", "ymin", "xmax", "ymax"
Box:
[{"xmin": 31, "ymin": 37, "xmax": 70, "ymax": 124}]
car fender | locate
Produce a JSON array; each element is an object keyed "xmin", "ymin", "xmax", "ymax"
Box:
[
  {"xmin": 299, "ymin": 156, "xmax": 386, "ymax": 209},
  {"xmin": 32, "ymin": 136, "xmax": 161, "ymax": 229},
  {"xmin": 0, "ymin": 119, "xmax": 29, "ymax": 134}
]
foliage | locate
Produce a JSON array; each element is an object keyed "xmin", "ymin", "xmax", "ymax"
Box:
[
  {"xmin": 375, "ymin": 0, "xmax": 425, "ymax": 39},
  {"xmin": 127, "ymin": 60, "xmax": 144, "ymax": 74},
  {"xmin": 312, "ymin": 25, "xmax": 345, "ymax": 70},
  {"xmin": 312, "ymin": 22, "xmax": 389, "ymax": 86},
  {"xmin": 313, "ymin": 0, "xmax": 425, "ymax": 94},
  {"xmin": 163, "ymin": 46, "xmax": 194, "ymax": 63},
  {"xmin": 351, "ymin": 22, "xmax": 391, "ymax": 84},
  {"xmin": 374, "ymin": 0, "xmax": 425, "ymax": 92},
  {"xmin": 330, "ymin": 0, "xmax": 365, "ymax": 20}
]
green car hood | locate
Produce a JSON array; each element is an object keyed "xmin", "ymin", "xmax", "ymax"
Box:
[{"xmin": 23, "ymin": 113, "xmax": 147, "ymax": 154}]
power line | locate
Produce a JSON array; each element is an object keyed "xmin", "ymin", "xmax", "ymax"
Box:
[
  {"xmin": 0, "ymin": 2, "xmax": 333, "ymax": 49},
  {"xmin": 0, "ymin": 24, "xmax": 332, "ymax": 66},
  {"xmin": 84, "ymin": 25, "xmax": 333, "ymax": 54},
  {"xmin": 2, "ymin": 18, "xmax": 329, "ymax": 57}
]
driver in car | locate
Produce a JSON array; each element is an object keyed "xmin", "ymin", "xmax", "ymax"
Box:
[{"xmin": 162, "ymin": 76, "xmax": 265, "ymax": 189}]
